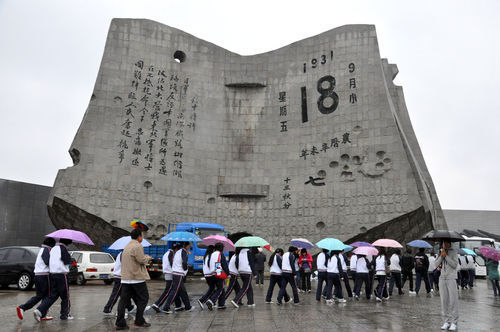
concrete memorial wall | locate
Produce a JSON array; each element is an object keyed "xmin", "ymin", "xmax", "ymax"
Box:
[{"xmin": 48, "ymin": 19, "xmax": 446, "ymax": 249}]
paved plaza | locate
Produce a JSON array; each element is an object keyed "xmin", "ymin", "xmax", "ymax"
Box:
[{"xmin": 1, "ymin": 277, "xmax": 499, "ymax": 331}]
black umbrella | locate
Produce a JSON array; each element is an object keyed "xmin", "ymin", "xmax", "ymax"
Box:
[{"xmin": 422, "ymin": 230, "xmax": 465, "ymax": 242}]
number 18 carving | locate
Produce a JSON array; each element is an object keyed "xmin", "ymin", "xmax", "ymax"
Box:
[{"xmin": 301, "ymin": 75, "xmax": 339, "ymax": 123}]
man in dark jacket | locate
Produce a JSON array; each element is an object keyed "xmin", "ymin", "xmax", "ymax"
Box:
[
  {"xmin": 254, "ymin": 249, "xmax": 266, "ymax": 287},
  {"xmin": 414, "ymin": 248, "xmax": 431, "ymax": 294},
  {"xmin": 401, "ymin": 248, "xmax": 415, "ymax": 294}
]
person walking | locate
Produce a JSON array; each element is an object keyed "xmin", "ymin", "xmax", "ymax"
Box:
[
  {"xmin": 349, "ymin": 253, "xmax": 357, "ymax": 291},
  {"xmin": 34, "ymin": 238, "xmax": 74, "ymax": 322},
  {"xmin": 428, "ymin": 252, "xmax": 437, "ymax": 292},
  {"xmin": 265, "ymin": 248, "xmax": 290, "ymax": 304},
  {"xmin": 277, "ymin": 246, "xmax": 300, "ymax": 305},
  {"xmin": 224, "ymin": 252, "xmax": 242, "ymax": 303},
  {"xmin": 162, "ymin": 242, "xmax": 193, "ymax": 314},
  {"xmin": 485, "ymin": 258, "xmax": 500, "ymax": 296},
  {"xmin": 466, "ymin": 254, "xmax": 475, "ymax": 288},
  {"xmin": 299, "ymin": 248, "xmax": 313, "ymax": 293},
  {"xmin": 458, "ymin": 255, "xmax": 469, "ymax": 289},
  {"xmin": 205, "ymin": 242, "xmax": 229, "ymax": 310},
  {"xmin": 198, "ymin": 245, "xmax": 216, "ymax": 309},
  {"xmin": 17, "ymin": 237, "xmax": 56, "ymax": 321},
  {"xmin": 103, "ymin": 249, "xmax": 137, "ymax": 315},
  {"xmin": 325, "ymin": 251, "xmax": 346, "ymax": 303},
  {"xmin": 414, "ymin": 248, "xmax": 431, "ymax": 295},
  {"xmin": 339, "ymin": 251, "xmax": 353, "ymax": 298},
  {"xmin": 231, "ymin": 247, "xmax": 256, "ymax": 308},
  {"xmin": 114, "ymin": 229, "xmax": 152, "ymax": 329},
  {"xmin": 353, "ymin": 254, "xmax": 371, "ymax": 300},
  {"xmin": 401, "ymin": 248, "xmax": 415, "ymax": 294},
  {"xmin": 148, "ymin": 245, "xmax": 181, "ymax": 313},
  {"xmin": 374, "ymin": 249, "xmax": 389, "ymax": 302},
  {"xmin": 316, "ymin": 249, "xmax": 329, "ymax": 301},
  {"xmin": 388, "ymin": 249, "xmax": 403, "ymax": 296},
  {"xmin": 254, "ymin": 248, "xmax": 266, "ymax": 287},
  {"xmin": 435, "ymin": 240, "xmax": 459, "ymax": 331}
]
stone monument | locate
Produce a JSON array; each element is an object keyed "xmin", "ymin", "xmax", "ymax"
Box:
[{"xmin": 48, "ymin": 19, "xmax": 447, "ymax": 249}]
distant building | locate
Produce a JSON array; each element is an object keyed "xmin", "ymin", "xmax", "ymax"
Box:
[
  {"xmin": 443, "ymin": 209, "xmax": 500, "ymax": 237},
  {"xmin": 0, "ymin": 178, "xmax": 55, "ymax": 247}
]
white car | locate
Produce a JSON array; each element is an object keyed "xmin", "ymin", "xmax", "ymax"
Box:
[{"xmin": 70, "ymin": 251, "xmax": 115, "ymax": 285}]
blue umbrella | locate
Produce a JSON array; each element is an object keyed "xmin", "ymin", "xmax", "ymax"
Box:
[
  {"xmin": 462, "ymin": 248, "xmax": 477, "ymax": 256},
  {"xmin": 316, "ymin": 238, "xmax": 348, "ymax": 251},
  {"xmin": 109, "ymin": 236, "xmax": 152, "ymax": 250},
  {"xmin": 343, "ymin": 245, "xmax": 354, "ymax": 253},
  {"xmin": 160, "ymin": 231, "xmax": 202, "ymax": 242},
  {"xmin": 407, "ymin": 240, "xmax": 433, "ymax": 249}
]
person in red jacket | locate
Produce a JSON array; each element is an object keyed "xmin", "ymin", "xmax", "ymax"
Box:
[{"xmin": 299, "ymin": 249, "xmax": 313, "ymax": 292}]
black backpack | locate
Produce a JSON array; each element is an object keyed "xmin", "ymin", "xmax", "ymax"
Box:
[{"xmin": 415, "ymin": 255, "xmax": 425, "ymax": 271}]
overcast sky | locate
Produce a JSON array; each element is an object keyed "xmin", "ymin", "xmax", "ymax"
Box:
[{"xmin": 0, "ymin": 0, "xmax": 499, "ymax": 211}]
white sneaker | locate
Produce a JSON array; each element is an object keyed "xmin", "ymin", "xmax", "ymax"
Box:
[
  {"xmin": 440, "ymin": 322, "xmax": 450, "ymax": 330},
  {"xmin": 265, "ymin": 301, "xmax": 273, "ymax": 304},
  {"xmin": 150, "ymin": 304, "xmax": 160, "ymax": 313},
  {"xmin": 409, "ymin": 291, "xmax": 416, "ymax": 295},
  {"xmin": 383, "ymin": 297, "xmax": 390, "ymax": 301},
  {"xmin": 128, "ymin": 304, "xmax": 137, "ymax": 313},
  {"xmin": 449, "ymin": 323, "xmax": 457, "ymax": 331},
  {"xmin": 247, "ymin": 304, "xmax": 256, "ymax": 307},
  {"xmin": 33, "ymin": 309, "xmax": 42, "ymax": 322},
  {"xmin": 197, "ymin": 300, "xmax": 205, "ymax": 310},
  {"xmin": 376, "ymin": 297, "xmax": 382, "ymax": 302},
  {"xmin": 337, "ymin": 298, "xmax": 347, "ymax": 303},
  {"xmin": 63, "ymin": 315, "xmax": 74, "ymax": 320},
  {"xmin": 230, "ymin": 300, "xmax": 239, "ymax": 308},
  {"xmin": 102, "ymin": 311, "xmax": 114, "ymax": 316},
  {"xmin": 285, "ymin": 298, "xmax": 292, "ymax": 304},
  {"xmin": 326, "ymin": 299, "xmax": 334, "ymax": 304}
]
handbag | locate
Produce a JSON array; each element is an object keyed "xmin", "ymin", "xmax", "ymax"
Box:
[{"xmin": 215, "ymin": 252, "xmax": 228, "ymax": 280}]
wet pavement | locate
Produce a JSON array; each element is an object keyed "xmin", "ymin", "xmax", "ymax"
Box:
[{"xmin": 1, "ymin": 277, "xmax": 499, "ymax": 331}]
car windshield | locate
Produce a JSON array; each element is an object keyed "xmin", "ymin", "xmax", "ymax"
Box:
[
  {"xmin": 27, "ymin": 247, "xmax": 41, "ymax": 256},
  {"xmin": 195, "ymin": 228, "xmax": 225, "ymax": 249},
  {"xmin": 90, "ymin": 253, "xmax": 114, "ymax": 263}
]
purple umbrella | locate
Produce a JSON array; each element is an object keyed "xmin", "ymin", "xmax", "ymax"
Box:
[
  {"xmin": 350, "ymin": 241, "xmax": 373, "ymax": 247},
  {"xmin": 478, "ymin": 246, "xmax": 500, "ymax": 262},
  {"xmin": 291, "ymin": 238, "xmax": 314, "ymax": 249},
  {"xmin": 46, "ymin": 229, "xmax": 94, "ymax": 245}
]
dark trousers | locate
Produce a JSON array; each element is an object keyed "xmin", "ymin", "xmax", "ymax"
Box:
[
  {"xmin": 460, "ymin": 270, "xmax": 469, "ymax": 288},
  {"xmin": 163, "ymin": 274, "xmax": 190, "ymax": 311},
  {"xmin": 20, "ymin": 275, "xmax": 50, "ymax": 311},
  {"xmin": 316, "ymin": 271, "xmax": 328, "ymax": 301},
  {"xmin": 37, "ymin": 273, "xmax": 70, "ymax": 319},
  {"xmin": 200, "ymin": 276, "xmax": 216, "ymax": 303},
  {"xmin": 154, "ymin": 279, "xmax": 181, "ymax": 308},
  {"xmin": 115, "ymin": 282, "xmax": 148, "ymax": 328},
  {"xmin": 401, "ymin": 270, "xmax": 414, "ymax": 291},
  {"xmin": 224, "ymin": 274, "xmax": 241, "ymax": 301},
  {"xmin": 266, "ymin": 274, "xmax": 289, "ymax": 302},
  {"xmin": 341, "ymin": 272, "xmax": 352, "ymax": 297},
  {"xmin": 415, "ymin": 271, "xmax": 431, "ymax": 294},
  {"xmin": 354, "ymin": 272, "xmax": 371, "ymax": 299},
  {"xmin": 428, "ymin": 272, "xmax": 435, "ymax": 290},
  {"xmin": 389, "ymin": 271, "xmax": 403, "ymax": 295},
  {"xmin": 490, "ymin": 279, "xmax": 500, "ymax": 296},
  {"xmin": 433, "ymin": 269, "xmax": 441, "ymax": 290},
  {"xmin": 104, "ymin": 278, "xmax": 134, "ymax": 313},
  {"xmin": 234, "ymin": 273, "xmax": 254, "ymax": 305},
  {"xmin": 209, "ymin": 278, "xmax": 226, "ymax": 306},
  {"xmin": 325, "ymin": 273, "xmax": 342, "ymax": 300},
  {"xmin": 301, "ymin": 270, "xmax": 311, "ymax": 291},
  {"xmin": 375, "ymin": 275, "xmax": 388, "ymax": 298},
  {"xmin": 468, "ymin": 269, "xmax": 475, "ymax": 288},
  {"xmin": 278, "ymin": 272, "xmax": 299, "ymax": 303},
  {"xmin": 256, "ymin": 270, "xmax": 264, "ymax": 285}
]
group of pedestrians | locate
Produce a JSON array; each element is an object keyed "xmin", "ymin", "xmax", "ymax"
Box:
[{"xmin": 16, "ymin": 237, "xmax": 74, "ymax": 322}]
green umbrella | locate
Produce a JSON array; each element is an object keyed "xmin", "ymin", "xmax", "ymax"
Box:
[{"xmin": 234, "ymin": 236, "xmax": 269, "ymax": 248}]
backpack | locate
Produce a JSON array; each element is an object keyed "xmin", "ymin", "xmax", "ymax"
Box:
[
  {"xmin": 215, "ymin": 252, "xmax": 228, "ymax": 280},
  {"xmin": 415, "ymin": 255, "xmax": 425, "ymax": 271}
]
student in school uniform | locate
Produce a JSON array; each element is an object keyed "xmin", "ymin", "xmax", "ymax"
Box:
[
  {"xmin": 349, "ymin": 253, "xmax": 357, "ymax": 291},
  {"xmin": 224, "ymin": 252, "xmax": 242, "ymax": 303},
  {"xmin": 198, "ymin": 245, "xmax": 216, "ymax": 309},
  {"xmin": 162, "ymin": 242, "xmax": 193, "ymax": 314},
  {"xmin": 103, "ymin": 249, "xmax": 137, "ymax": 315},
  {"xmin": 205, "ymin": 242, "xmax": 229, "ymax": 310},
  {"xmin": 277, "ymin": 246, "xmax": 300, "ymax": 305},
  {"xmin": 17, "ymin": 237, "xmax": 56, "ymax": 321},
  {"xmin": 466, "ymin": 254, "xmax": 475, "ymax": 288},
  {"xmin": 388, "ymin": 249, "xmax": 403, "ymax": 296},
  {"xmin": 428, "ymin": 252, "xmax": 437, "ymax": 292},
  {"xmin": 325, "ymin": 251, "xmax": 346, "ymax": 303},
  {"xmin": 231, "ymin": 247, "xmax": 256, "ymax": 308},
  {"xmin": 315, "ymin": 249, "xmax": 329, "ymax": 301},
  {"xmin": 339, "ymin": 250, "xmax": 353, "ymax": 298},
  {"xmin": 147, "ymin": 245, "xmax": 181, "ymax": 313},
  {"xmin": 375, "ymin": 249, "xmax": 390, "ymax": 302},
  {"xmin": 265, "ymin": 248, "xmax": 290, "ymax": 304},
  {"xmin": 34, "ymin": 238, "xmax": 74, "ymax": 322},
  {"xmin": 353, "ymin": 254, "xmax": 371, "ymax": 300}
]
